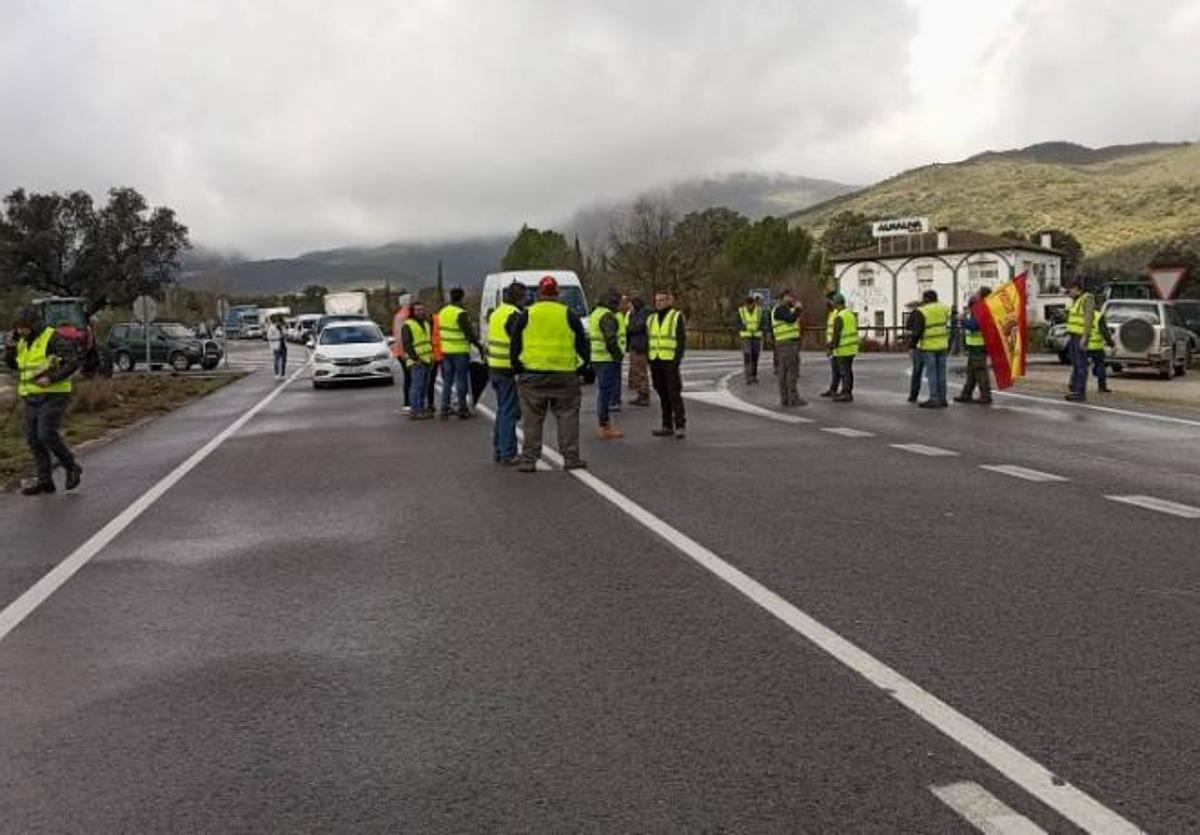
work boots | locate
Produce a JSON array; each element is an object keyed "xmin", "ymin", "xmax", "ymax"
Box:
[{"xmin": 599, "ymin": 424, "xmax": 624, "ymax": 440}]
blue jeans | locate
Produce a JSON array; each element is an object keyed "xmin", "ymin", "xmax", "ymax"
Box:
[
  {"xmin": 596, "ymin": 361, "xmax": 620, "ymax": 426},
  {"xmin": 273, "ymin": 347, "xmax": 287, "ymax": 376},
  {"xmin": 440, "ymin": 353, "xmax": 470, "ymax": 413},
  {"xmin": 1068, "ymin": 336, "xmax": 1088, "ymax": 397},
  {"xmin": 1089, "ymin": 349, "xmax": 1108, "ymax": 389},
  {"xmin": 922, "ymin": 350, "xmax": 947, "ymax": 403},
  {"xmin": 909, "ymin": 350, "xmax": 925, "ymax": 400},
  {"xmin": 491, "ymin": 373, "xmax": 520, "ymax": 461},
  {"xmin": 409, "ymin": 362, "xmax": 429, "ymax": 411}
]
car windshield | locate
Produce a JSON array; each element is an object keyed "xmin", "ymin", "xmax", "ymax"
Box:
[
  {"xmin": 519, "ymin": 286, "xmax": 588, "ymax": 318},
  {"xmin": 320, "ymin": 325, "xmax": 382, "ymax": 344},
  {"xmin": 159, "ymin": 324, "xmax": 193, "ymax": 339},
  {"xmin": 1104, "ymin": 304, "xmax": 1160, "ymax": 325},
  {"xmin": 38, "ymin": 301, "xmax": 87, "ymax": 328}
]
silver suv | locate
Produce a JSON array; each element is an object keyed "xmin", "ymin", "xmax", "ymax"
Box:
[{"xmin": 1102, "ymin": 299, "xmax": 1192, "ymax": 379}]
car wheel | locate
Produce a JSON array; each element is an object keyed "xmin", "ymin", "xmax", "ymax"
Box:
[
  {"xmin": 312, "ymin": 380, "xmax": 325, "ymax": 390},
  {"xmin": 1110, "ymin": 362, "xmax": 1124, "ymax": 374},
  {"xmin": 169, "ymin": 352, "xmax": 190, "ymax": 372},
  {"xmin": 1159, "ymin": 352, "xmax": 1174, "ymax": 379},
  {"xmin": 114, "ymin": 351, "xmax": 135, "ymax": 372},
  {"xmin": 201, "ymin": 359, "xmax": 219, "ymax": 370},
  {"xmin": 1176, "ymin": 348, "xmax": 1190, "ymax": 376}
]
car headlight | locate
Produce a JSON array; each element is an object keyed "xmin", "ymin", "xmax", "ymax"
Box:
[
  {"xmin": 313, "ymin": 352, "xmax": 330, "ymax": 362},
  {"xmin": 372, "ymin": 351, "xmax": 390, "ymax": 361}
]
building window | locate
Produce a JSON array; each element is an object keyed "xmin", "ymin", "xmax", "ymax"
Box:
[
  {"xmin": 968, "ymin": 260, "xmax": 1000, "ymax": 282},
  {"xmin": 916, "ymin": 264, "xmax": 934, "ymax": 292},
  {"xmin": 858, "ymin": 267, "xmax": 875, "ymax": 288},
  {"xmin": 874, "ymin": 310, "xmax": 885, "ymax": 330}
]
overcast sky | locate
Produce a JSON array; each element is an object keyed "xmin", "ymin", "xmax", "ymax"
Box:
[{"xmin": 2, "ymin": 0, "xmax": 1198, "ymax": 257}]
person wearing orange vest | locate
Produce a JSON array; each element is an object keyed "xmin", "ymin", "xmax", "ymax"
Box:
[{"xmin": 391, "ymin": 294, "xmax": 414, "ymax": 411}]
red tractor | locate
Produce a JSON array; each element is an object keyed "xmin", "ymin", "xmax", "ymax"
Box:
[{"xmin": 31, "ymin": 297, "xmax": 112, "ymax": 377}]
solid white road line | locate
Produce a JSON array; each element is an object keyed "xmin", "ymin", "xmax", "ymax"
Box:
[
  {"xmin": 471, "ymin": 403, "xmax": 1142, "ymax": 834},
  {"xmin": 891, "ymin": 443, "xmax": 960, "ymax": 457},
  {"xmin": 821, "ymin": 427, "xmax": 876, "ymax": 438},
  {"xmin": 1105, "ymin": 495, "xmax": 1200, "ymax": 519},
  {"xmin": 931, "ymin": 782, "xmax": 1048, "ymax": 835},
  {"xmin": 683, "ymin": 390, "xmax": 815, "ymax": 424},
  {"xmin": 980, "ymin": 465, "xmax": 1069, "ymax": 483},
  {"xmin": 0, "ymin": 366, "xmax": 308, "ymax": 643},
  {"xmin": 995, "ymin": 390, "xmax": 1200, "ymax": 430}
]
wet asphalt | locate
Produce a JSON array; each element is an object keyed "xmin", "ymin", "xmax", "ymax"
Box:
[{"xmin": 0, "ymin": 345, "xmax": 1197, "ymax": 832}]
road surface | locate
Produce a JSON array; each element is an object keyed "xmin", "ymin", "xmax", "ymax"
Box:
[{"xmin": 1, "ymin": 343, "xmax": 1197, "ymax": 832}]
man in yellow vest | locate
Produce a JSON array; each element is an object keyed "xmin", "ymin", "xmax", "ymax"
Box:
[
  {"xmin": 912, "ymin": 289, "xmax": 951, "ymax": 408},
  {"xmin": 738, "ymin": 293, "xmax": 766, "ymax": 385},
  {"xmin": 649, "ymin": 289, "xmax": 688, "ymax": 438},
  {"xmin": 820, "ymin": 295, "xmax": 841, "ymax": 397},
  {"xmin": 1064, "ymin": 283, "xmax": 1097, "ymax": 402},
  {"xmin": 827, "ymin": 293, "xmax": 858, "ymax": 402},
  {"xmin": 436, "ymin": 286, "xmax": 485, "ymax": 419},
  {"xmin": 486, "ymin": 283, "xmax": 526, "ymax": 462},
  {"xmin": 609, "ymin": 293, "xmax": 630, "ymax": 412},
  {"xmin": 771, "ymin": 289, "xmax": 806, "ymax": 407},
  {"xmin": 1088, "ymin": 308, "xmax": 1114, "ymax": 394},
  {"xmin": 590, "ymin": 288, "xmax": 626, "ymax": 440},
  {"xmin": 509, "ymin": 275, "xmax": 591, "ymax": 472},
  {"xmin": 400, "ymin": 301, "xmax": 435, "ymax": 420},
  {"xmin": 954, "ymin": 288, "xmax": 993, "ymax": 405},
  {"xmin": 4, "ymin": 307, "xmax": 82, "ymax": 495}
]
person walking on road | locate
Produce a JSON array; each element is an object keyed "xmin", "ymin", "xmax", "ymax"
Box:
[
  {"xmin": 1089, "ymin": 308, "xmax": 1114, "ymax": 394},
  {"xmin": 509, "ymin": 276, "xmax": 590, "ymax": 472},
  {"xmin": 437, "ymin": 287, "xmax": 485, "ymax": 419},
  {"xmin": 1064, "ymin": 283, "xmax": 1098, "ymax": 402},
  {"xmin": 649, "ymin": 290, "xmax": 688, "ymax": 438},
  {"xmin": 5, "ymin": 307, "xmax": 82, "ymax": 495},
  {"xmin": 401, "ymin": 302, "xmax": 435, "ymax": 420},
  {"xmin": 738, "ymin": 293, "xmax": 767, "ymax": 385},
  {"xmin": 487, "ymin": 283, "xmax": 525, "ymax": 462},
  {"xmin": 590, "ymin": 288, "xmax": 626, "ymax": 440},
  {"xmin": 820, "ymin": 295, "xmax": 840, "ymax": 397},
  {"xmin": 626, "ymin": 297, "xmax": 652, "ymax": 406},
  {"xmin": 911, "ymin": 289, "xmax": 951, "ymax": 408},
  {"xmin": 827, "ymin": 294, "xmax": 858, "ymax": 402},
  {"xmin": 266, "ymin": 316, "xmax": 287, "ymax": 379},
  {"xmin": 771, "ymin": 289, "xmax": 806, "ymax": 407},
  {"xmin": 954, "ymin": 288, "xmax": 993, "ymax": 405},
  {"xmin": 905, "ymin": 299, "xmax": 925, "ymax": 403}
]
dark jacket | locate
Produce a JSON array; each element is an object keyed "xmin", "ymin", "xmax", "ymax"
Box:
[
  {"xmin": 907, "ymin": 309, "xmax": 925, "ymax": 350},
  {"xmin": 648, "ymin": 307, "xmax": 686, "ymax": 364},
  {"xmin": 626, "ymin": 307, "xmax": 650, "ymax": 354},
  {"xmin": 508, "ymin": 302, "xmax": 591, "ymax": 373},
  {"xmin": 455, "ymin": 310, "xmax": 484, "ymax": 353},
  {"xmin": 4, "ymin": 325, "xmax": 80, "ymax": 390},
  {"xmin": 597, "ymin": 309, "xmax": 623, "ymax": 363}
]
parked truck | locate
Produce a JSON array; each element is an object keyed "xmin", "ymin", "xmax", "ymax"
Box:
[{"xmin": 323, "ymin": 292, "xmax": 369, "ymax": 316}]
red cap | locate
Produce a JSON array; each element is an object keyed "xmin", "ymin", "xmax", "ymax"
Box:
[{"xmin": 538, "ymin": 275, "xmax": 558, "ymax": 295}]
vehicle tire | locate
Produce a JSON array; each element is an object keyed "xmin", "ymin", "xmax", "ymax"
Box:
[
  {"xmin": 312, "ymin": 380, "xmax": 325, "ymax": 390},
  {"xmin": 1057, "ymin": 350, "xmax": 1069, "ymax": 365},
  {"xmin": 1159, "ymin": 352, "xmax": 1173, "ymax": 379},
  {"xmin": 1111, "ymin": 362, "xmax": 1124, "ymax": 374},
  {"xmin": 114, "ymin": 351, "xmax": 135, "ymax": 373},
  {"xmin": 201, "ymin": 359, "xmax": 219, "ymax": 370},
  {"xmin": 1176, "ymin": 348, "xmax": 1190, "ymax": 376},
  {"xmin": 169, "ymin": 352, "xmax": 191, "ymax": 372}
]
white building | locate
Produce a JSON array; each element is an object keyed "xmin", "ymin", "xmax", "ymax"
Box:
[{"xmin": 832, "ymin": 228, "xmax": 1065, "ymax": 334}]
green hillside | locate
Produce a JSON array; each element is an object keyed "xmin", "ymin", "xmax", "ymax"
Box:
[{"xmin": 788, "ymin": 142, "xmax": 1200, "ymax": 272}]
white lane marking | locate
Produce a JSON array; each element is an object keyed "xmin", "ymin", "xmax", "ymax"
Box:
[
  {"xmin": 684, "ymin": 390, "xmax": 815, "ymax": 424},
  {"xmin": 1105, "ymin": 495, "xmax": 1200, "ymax": 519},
  {"xmin": 996, "ymin": 390, "xmax": 1200, "ymax": 429},
  {"xmin": 822, "ymin": 427, "xmax": 876, "ymax": 438},
  {"xmin": 0, "ymin": 367, "xmax": 307, "ymax": 642},
  {"xmin": 891, "ymin": 443, "xmax": 960, "ymax": 457},
  {"xmin": 931, "ymin": 782, "xmax": 1048, "ymax": 834},
  {"xmin": 980, "ymin": 465, "xmax": 1069, "ymax": 483},
  {"xmin": 471, "ymin": 407, "xmax": 1142, "ymax": 834}
]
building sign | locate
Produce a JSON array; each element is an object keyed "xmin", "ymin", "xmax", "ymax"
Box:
[{"xmin": 872, "ymin": 217, "xmax": 930, "ymax": 238}]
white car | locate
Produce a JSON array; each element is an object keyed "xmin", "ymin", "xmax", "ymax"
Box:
[
  {"xmin": 242, "ymin": 323, "xmax": 264, "ymax": 340},
  {"xmin": 311, "ymin": 321, "xmax": 397, "ymax": 389}
]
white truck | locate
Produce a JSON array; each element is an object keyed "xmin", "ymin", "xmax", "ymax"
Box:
[
  {"xmin": 323, "ymin": 292, "xmax": 369, "ymax": 316},
  {"xmin": 257, "ymin": 306, "xmax": 292, "ymax": 326}
]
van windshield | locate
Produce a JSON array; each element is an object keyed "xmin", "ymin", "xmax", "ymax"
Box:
[{"xmin": 519, "ymin": 286, "xmax": 587, "ymax": 317}]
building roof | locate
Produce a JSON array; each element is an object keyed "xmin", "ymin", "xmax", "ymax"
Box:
[{"xmin": 831, "ymin": 230, "xmax": 1060, "ymax": 263}]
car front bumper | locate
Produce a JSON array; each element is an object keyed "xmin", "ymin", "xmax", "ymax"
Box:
[{"xmin": 312, "ymin": 359, "xmax": 395, "ymax": 381}]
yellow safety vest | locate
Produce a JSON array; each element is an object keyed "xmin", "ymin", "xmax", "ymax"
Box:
[
  {"xmin": 1088, "ymin": 315, "xmax": 1107, "ymax": 351},
  {"xmin": 615, "ymin": 311, "xmax": 628, "ymax": 353},
  {"xmin": 437, "ymin": 304, "xmax": 469, "ymax": 355},
  {"xmin": 825, "ymin": 309, "xmax": 837, "ymax": 344},
  {"xmin": 487, "ymin": 303, "xmax": 518, "ymax": 370},
  {"xmin": 519, "ymin": 301, "xmax": 578, "ymax": 372},
  {"xmin": 404, "ymin": 318, "xmax": 433, "ymax": 364},
  {"xmin": 16, "ymin": 327, "xmax": 71, "ymax": 397},
  {"xmin": 589, "ymin": 305, "xmax": 619, "ymax": 363},
  {"xmin": 832, "ymin": 308, "xmax": 859, "ymax": 357},
  {"xmin": 649, "ymin": 309, "xmax": 682, "ymax": 361},
  {"xmin": 772, "ymin": 305, "xmax": 800, "ymax": 342},
  {"xmin": 739, "ymin": 305, "xmax": 763, "ymax": 339},
  {"xmin": 918, "ymin": 302, "xmax": 950, "ymax": 352},
  {"xmin": 1066, "ymin": 294, "xmax": 1093, "ymax": 336}
]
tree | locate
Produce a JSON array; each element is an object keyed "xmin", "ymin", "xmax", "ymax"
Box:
[
  {"xmin": 500, "ymin": 224, "xmax": 573, "ymax": 271},
  {"xmin": 0, "ymin": 187, "xmax": 190, "ymax": 314},
  {"xmin": 607, "ymin": 199, "xmax": 683, "ymax": 296},
  {"xmin": 302, "ymin": 284, "xmax": 328, "ymax": 302},
  {"xmin": 1031, "ymin": 229, "xmax": 1084, "ymax": 280},
  {"xmin": 819, "ymin": 210, "xmax": 873, "ymax": 256},
  {"xmin": 723, "ymin": 216, "xmax": 814, "ymax": 281}
]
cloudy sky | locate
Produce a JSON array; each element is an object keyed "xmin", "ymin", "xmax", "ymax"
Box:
[{"xmin": 2, "ymin": 0, "xmax": 1198, "ymax": 257}]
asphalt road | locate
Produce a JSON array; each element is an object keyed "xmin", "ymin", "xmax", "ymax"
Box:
[{"xmin": 1, "ymin": 343, "xmax": 1198, "ymax": 832}]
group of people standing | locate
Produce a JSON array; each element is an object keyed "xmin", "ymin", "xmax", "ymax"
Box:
[{"xmin": 393, "ymin": 277, "xmax": 690, "ymax": 473}]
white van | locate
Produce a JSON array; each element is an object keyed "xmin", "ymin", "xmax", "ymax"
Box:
[{"xmin": 479, "ymin": 270, "xmax": 589, "ymax": 331}]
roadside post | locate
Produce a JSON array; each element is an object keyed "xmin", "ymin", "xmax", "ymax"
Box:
[
  {"xmin": 217, "ymin": 297, "xmax": 230, "ymax": 369},
  {"xmin": 132, "ymin": 295, "xmax": 158, "ymax": 371}
]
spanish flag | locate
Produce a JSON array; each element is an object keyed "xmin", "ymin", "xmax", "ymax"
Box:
[{"xmin": 972, "ymin": 273, "xmax": 1027, "ymax": 389}]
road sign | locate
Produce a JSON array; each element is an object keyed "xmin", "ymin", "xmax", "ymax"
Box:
[
  {"xmin": 132, "ymin": 296, "xmax": 158, "ymax": 323},
  {"xmin": 872, "ymin": 217, "xmax": 930, "ymax": 238}
]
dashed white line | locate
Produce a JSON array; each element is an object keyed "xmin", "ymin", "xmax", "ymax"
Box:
[
  {"xmin": 821, "ymin": 427, "xmax": 876, "ymax": 438},
  {"xmin": 980, "ymin": 465, "xmax": 1069, "ymax": 483},
  {"xmin": 891, "ymin": 443, "xmax": 960, "ymax": 457},
  {"xmin": 931, "ymin": 782, "xmax": 1048, "ymax": 834},
  {"xmin": 1105, "ymin": 495, "xmax": 1200, "ymax": 519}
]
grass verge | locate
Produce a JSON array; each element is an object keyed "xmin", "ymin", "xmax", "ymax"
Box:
[{"xmin": 0, "ymin": 373, "xmax": 243, "ymax": 489}]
